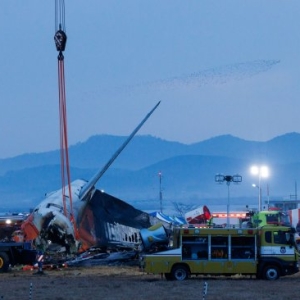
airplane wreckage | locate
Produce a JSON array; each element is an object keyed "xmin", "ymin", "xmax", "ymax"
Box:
[{"xmin": 20, "ymin": 101, "xmax": 170, "ymax": 260}]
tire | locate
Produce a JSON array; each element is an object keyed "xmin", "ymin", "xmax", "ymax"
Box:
[
  {"xmin": 263, "ymin": 265, "xmax": 280, "ymax": 280},
  {"xmin": 164, "ymin": 273, "xmax": 173, "ymax": 280},
  {"xmin": 171, "ymin": 265, "xmax": 189, "ymax": 281},
  {"xmin": 0, "ymin": 252, "xmax": 10, "ymax": 273}
]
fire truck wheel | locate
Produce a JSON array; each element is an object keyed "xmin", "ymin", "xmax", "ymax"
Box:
[
  {"xmin": 263, "ymin": 265, "xmax": 280, "ymax": 280},
  {"xmin": 171, "ymin": 265, "xmax": 189, "ymax": 281},
  {"xmin": 0, "ymin": 252, "xmax": 10, "ymax": 272}
]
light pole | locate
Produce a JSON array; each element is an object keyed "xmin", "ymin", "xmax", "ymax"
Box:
[
  {"xmin": 215, "ymin": 174, "xmax": 242, "ymax": 227},
  {"xmin": 252, "ymin": 184, "xmax": 262, "ymax": 210},
  {"xmin": 158, "ymin": 171, "xmax": 163, "ymax": 213},
  {"xmin": 250, "ymin": 166, "xmax": 269, "ymax": 212}
]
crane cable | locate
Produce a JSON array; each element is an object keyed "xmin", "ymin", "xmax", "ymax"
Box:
[{"xmin": 54, "ymin": 0, "xmax": 77, "ymax": 237}]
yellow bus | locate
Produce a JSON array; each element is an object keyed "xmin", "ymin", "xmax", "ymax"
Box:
[{"xmin": 140, "ymin": 225, "xmax": 299, "ymax": 280}]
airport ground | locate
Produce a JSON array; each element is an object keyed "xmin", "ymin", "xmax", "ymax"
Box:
[{"xmin": 0, "ymin": 264, "xmax": 299, "ymax": 300}]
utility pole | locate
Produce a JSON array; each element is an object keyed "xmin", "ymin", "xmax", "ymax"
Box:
[{"xmin": 158, "ymin": 171, "xmax": 163, "ymax": 213}]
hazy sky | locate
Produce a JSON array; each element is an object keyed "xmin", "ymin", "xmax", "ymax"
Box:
[{"xmin": 1, "ymin": 1, "xmax": 300, "ymax": 159}]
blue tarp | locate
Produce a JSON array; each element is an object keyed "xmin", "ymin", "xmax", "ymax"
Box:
[{"xmin": 149, "ymin": 211, "xmax": 186, "ymax": 225}]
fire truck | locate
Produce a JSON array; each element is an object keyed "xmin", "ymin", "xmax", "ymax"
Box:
[
  {"xmin": 140, "ymin": 225, "xmax": 299, "ymax": 280},
  {"xmin": 0, "ymin": 213, "xmax": 37, "ymax": 272},
  {"xmin": 211, "ymin": 209, "xmax": 290, "ymax": 228}
]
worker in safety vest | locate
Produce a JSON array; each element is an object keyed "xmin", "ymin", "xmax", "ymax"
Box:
[{"xmin": 34, "ymin": 249, "xmax": 45, "ymax": 275}]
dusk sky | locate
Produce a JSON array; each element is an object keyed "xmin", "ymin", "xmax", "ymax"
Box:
[{"xmin": 1, "ymin": 1, "xmax": 300, "ymax": 159}]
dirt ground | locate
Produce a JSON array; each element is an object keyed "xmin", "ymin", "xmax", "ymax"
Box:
[{"xmin": 0, "ymin": 264, "xmax": 299, "ymax": 300}]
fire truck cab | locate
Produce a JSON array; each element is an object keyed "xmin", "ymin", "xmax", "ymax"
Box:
[{"xmin": 140, "ymin": 225, "xmax": 299, "ymax": 280}]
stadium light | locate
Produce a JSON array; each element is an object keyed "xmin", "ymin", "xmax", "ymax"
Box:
[{"xmin": 215, "ymin": 174, "xmax": 242, "ymax": 227}]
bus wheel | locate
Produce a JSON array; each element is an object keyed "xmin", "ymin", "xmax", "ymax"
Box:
[
  {"xmin": 263, "ymin": 265, "xmax": 280, "ymax": 280},
  {"xmin": 164, "ymin": 273, "xmax": 173, "ymax": 280},
  {"xmin": 0, "ymin": 252, "xmax": 9, "ymax": 272},
  {"xmin": 171, "ymin": 265, "xmax": 189, "ymax": 281}
]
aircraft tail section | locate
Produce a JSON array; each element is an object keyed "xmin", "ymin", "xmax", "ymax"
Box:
[{"xmin": 79, "ymin": 101, "xmax": 161, "ymax": 201}]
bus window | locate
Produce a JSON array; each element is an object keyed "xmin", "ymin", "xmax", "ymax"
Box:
[
  {"xmin": 182, "ymin": 236, "xmax": 208, "ymax": 260},
  {"xmin": 211, "ymin": 236, "xmax": 228, "ymax": 259},
  {"xmin": 231, "ymin": 236, "xmax": 255, "ymax": 259}
]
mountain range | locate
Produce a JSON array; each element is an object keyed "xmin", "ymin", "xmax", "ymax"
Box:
[{"xmin": 1, "ymin": 132, "xmax": 300, "ymax": 213}]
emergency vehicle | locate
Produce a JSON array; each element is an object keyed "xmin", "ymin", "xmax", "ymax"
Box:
[
  {"xmin": 0, "ymin": 242, "xmax": 36, "ymax": 272},
  {"xmin": 140, "ymin": 225, "xmax": 299, "ymax": 280},
  {"xmin": 211, "ymin": 209, "xmax": 290, "ymax": 228}
]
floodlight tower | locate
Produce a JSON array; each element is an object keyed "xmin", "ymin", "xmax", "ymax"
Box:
[{"xmin": 215, "ymin": 174, "xmax": 242, "ymax": 227}]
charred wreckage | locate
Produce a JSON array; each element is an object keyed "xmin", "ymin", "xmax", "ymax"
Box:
[{"xmin": 0, "ymin": 102, "xmax": 174, "ymax": 269}]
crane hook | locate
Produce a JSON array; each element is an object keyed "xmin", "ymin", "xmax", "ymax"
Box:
[{"xmin": 54, "ymin": 28, "xmax": 67, "ymax": 59}]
